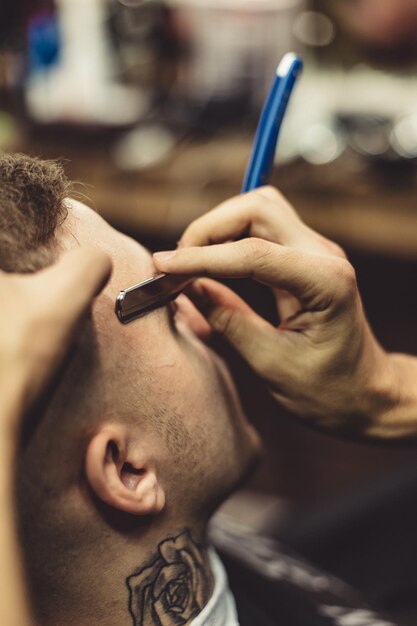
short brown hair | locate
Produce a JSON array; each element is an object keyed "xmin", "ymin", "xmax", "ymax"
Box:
[{"xmin": 0, "ymin": 153, "xmax": 70, "ymax": 273}]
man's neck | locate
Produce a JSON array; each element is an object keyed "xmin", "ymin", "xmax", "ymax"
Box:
[
  {"xmin": 44, "ymin": 524, "xmax": 215, "ymax": 626},
  {"xmin": 126, "ymin": 528, "xmax": 214, "ymax": 626}
]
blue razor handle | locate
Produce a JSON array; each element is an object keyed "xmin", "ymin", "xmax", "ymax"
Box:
[{"xmin": 242, "ymin": 53, "xmax": 303, "ymax": 193}]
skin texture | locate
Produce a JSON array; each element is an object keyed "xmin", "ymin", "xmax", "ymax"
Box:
[
  {"xmin": 154, "ymin": 186, "xmax": 417, "ymax": 440},
  {"xmin": 16, "ymin": 199, "xmax": 261, "ymax": 626},
  {"xmin": 0, "ymin": 247, "xmax": 111, "ymax": 626}
]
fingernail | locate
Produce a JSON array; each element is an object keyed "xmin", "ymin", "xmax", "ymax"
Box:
[{"xmin": 153, "ymin": 250, "xmax": 177, "ymax": 262}]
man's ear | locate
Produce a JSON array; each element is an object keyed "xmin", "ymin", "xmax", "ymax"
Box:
[{"xmin": 85, "ymin": 424, "xmax": 165, "ymax": 515}]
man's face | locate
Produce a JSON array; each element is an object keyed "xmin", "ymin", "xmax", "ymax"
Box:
[{"xmin": 63, "ymin": 200, "xmax": 261, "ymax": 518}]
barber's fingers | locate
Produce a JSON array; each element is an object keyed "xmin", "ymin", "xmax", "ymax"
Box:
[
  {"xmin": 36, "ymin": 247, "xmax": 112, "ymax": 326},
  {"xmin": 25, "ymin": 247, "xmax": 112, "ymax": 369},
  {"xmin": 20, "ymin": 248, "xmax": 110, "ymax": 386},
  {"xmin": 154, "ymin": 239, "xmax": 351, "ymax": 310},
  {"xmin": 0, "ymin": 248, "xmax": 112, "ymax": 418},
  {"xmin": 275, "ymin": 289, "xmax": 301, "ymax": 321},
  {"xmin": 179, "ymin": 186, "xmax": 345, "ymax": 259},
  {"xmin": 175, "ymin": 293, "xmax": 212, "ymax": 341},
  {"xmin": 179, "ymin": 187, "xmax": 303, "ymax": 248},
  {"xmin": 186, "ymin": 278, "xmax": 278, "ymax": 375}
]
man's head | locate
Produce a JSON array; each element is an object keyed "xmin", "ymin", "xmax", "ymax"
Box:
[{"xmin": 3, "ymin": 154, "xmax": 260, "ymax": 623}]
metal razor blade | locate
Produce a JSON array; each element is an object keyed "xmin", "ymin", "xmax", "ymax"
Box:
[{"xmin": 115, "ymin": 273, "xmax": 194, "ymax": 324}]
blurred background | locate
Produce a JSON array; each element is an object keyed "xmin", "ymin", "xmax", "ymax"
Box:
[{"xmin": 2, "ymin": 1, "xmax": 417, "ymax": 622}]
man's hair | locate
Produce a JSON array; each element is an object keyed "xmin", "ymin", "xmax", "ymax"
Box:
[{"xmin": 0, "ymin": 153, "xmax": 70, "ymax": 272}]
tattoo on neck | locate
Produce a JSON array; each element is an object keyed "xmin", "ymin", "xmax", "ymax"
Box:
[{"xmin": 126, "ymin": 529, "xmax": 212, "ymax": 626}]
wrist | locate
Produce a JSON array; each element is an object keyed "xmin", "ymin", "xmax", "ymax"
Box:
[{"xmin": 363, "ymin": 351, "xmax": 417, "ymax": 439}]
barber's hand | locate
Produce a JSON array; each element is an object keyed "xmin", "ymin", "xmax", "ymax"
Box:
[
  {"xmin": 154, "ymin": 187, "xmax": 393, "ymax": 438},
  {"xmin": 0, "ymin": 249, "xmax": 111, "ymax": 626},
  {"xmin": 0, "ymin": 248, "xmax": 111, "ymax": 434}
]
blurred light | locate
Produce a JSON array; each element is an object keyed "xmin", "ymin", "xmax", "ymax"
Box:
[
  {"xmin": 345, "ymin": 116, "xmax": 390, "ymax": 157},
  {"xmin": 391, "ymin": 115, "xmax": 417, "ymax": 159},
  {"xmin": 299, "ymin": 123, "xmax": 344, "ymax": 165},
  {"xmin": 292, "ymin": 11, "xmax": 335, "ymax": 47},
  {"xmin": 166, "ymin": 0, "xmax": 303, "ymax": 109},
  {"xmin": 118, "ymin": 0, "xmax": 153, "ymax": 7},
  {"xmin": 0, "ymin": 111, "xmax": 19, "ymax": 150},
  {"xmin": 113, "ymin": 124, "xmax": 176, "ymax": 171}
]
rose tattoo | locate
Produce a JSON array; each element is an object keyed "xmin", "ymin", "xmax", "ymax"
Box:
[{"xmin": 126, "ymin": 530, "xmax": 211, "ymax": 626}]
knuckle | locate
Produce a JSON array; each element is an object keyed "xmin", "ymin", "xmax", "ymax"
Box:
[
  {"xmin": 241, "ymin": 189, "xmax": 267, "ymax": 213},
  {"xmin": 257, "ymin": 185, "xmax": 281, "ymax": 200},
  {"xmin": 332, "ymin": 259, "xmax": 357, "ymax": 301},
  {"xmin": 247, "ymin": 187, "xmax": 278, "ymax": 211},
  {"xmin": 241, "ymin": 237, "xmax": 271, "ymax": 266},
  {"xmin": 242, "ymin": 237, "xmax": 276, "ymax": 279},
  {"xmin": 253, "ymin": 187, "xmax": 282, "ymax": 212},
  {"xmin": 245, "ymin": 187, "xmax": 297, "ymax": 230},
  {"xmin": 324, "ymin": 238, "xmax": 347, "ymax": 259},
  {"xmin": 256, "ymin": 186, "xmax": 299, "ymax": 221}
]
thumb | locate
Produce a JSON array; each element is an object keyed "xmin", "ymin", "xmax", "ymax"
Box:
[
  {"xmin": 186, "ymin": 278, "xmax": 280, "ymax": 378},
  {"xmin": 25, "ymin": 247, "xmax": 112, "ymax": 401},
  {"xmin": 40, "ymin": 247, "xmax": 112, "ymax": 322}
]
